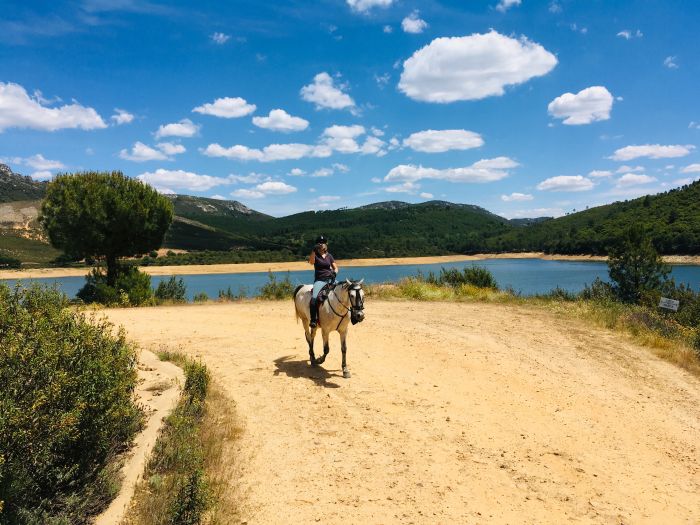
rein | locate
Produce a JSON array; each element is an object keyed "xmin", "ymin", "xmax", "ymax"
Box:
[{"xmin": 328, "ymin": 284, "xmax": 350, "ymax": 330}]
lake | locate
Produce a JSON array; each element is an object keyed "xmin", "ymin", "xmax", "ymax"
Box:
[{"xmin": 2, "ymin": 258, "xmax": 700, "ymax": 300}]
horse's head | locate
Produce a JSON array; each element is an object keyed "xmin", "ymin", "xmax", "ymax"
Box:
[{"xmin": 343, "ymin": 278, "xmax": 365, "ymax": 324}]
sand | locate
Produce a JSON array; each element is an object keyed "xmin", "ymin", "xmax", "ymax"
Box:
[
  {"xmin": 3, "ymin": 252, "xmax": 700, "ymax": 280},
  {"xmin": 102, "ymin": 300, "xmax": 700, "ymax": 524}
]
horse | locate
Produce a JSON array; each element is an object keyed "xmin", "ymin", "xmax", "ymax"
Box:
[{"xmin": 293, "ymin": 278, "xmax": 365, "ymax": 379}]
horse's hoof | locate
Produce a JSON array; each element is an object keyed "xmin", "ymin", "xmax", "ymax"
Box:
[
  {"xmin": 316, "ymin": 355, "xmax": 326, "ymax": 365},
  {"xmin": 310, "ymin": 360, "xmax": 318, "ymax": 367},
  {"xmin": 343, "ymin": 369, "xmax": 351, "ymax": 379}
]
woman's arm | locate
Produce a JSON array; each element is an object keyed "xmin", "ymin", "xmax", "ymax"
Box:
[
  {"xmin": 332, "ymin": 262, "xmax": 339, "ymax": 273},
  {"xmin": 308, "ymin": 251, "xmax": 316, "ymax": 265}
]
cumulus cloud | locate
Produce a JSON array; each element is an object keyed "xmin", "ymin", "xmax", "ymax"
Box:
[
  {"xmin": 202, "ymin": 142, "xmax": 330, "ymax": 162},
  {"xmin": 496, "ymin": 0, "xmax": 521, "ymax": 12},
  {"xmin": 300, "ymin": 72, "xmax": 355, "ymax": 110},
  {"xmin": 155, "ymin": 118, "xmax": 200, "ymax": 139},
  {"xmin": 588, "ymin": 170, "xmax": 613, "ymax": 178},
  {"xmin": 398, "ymin": 31, "xmax": 557, "ymax": 103},
  {"xmin": 0, "ymin": 81, "xmax": 106, "ymax": 132},
  {"xmin": 231, "ymin": 188, "xmax": 265, "ymax": 199},
  {"xmin": 419, "ymin": 192, "xmax": 434, "ymax": 199},
  {"xmin": 193, "ymin": 97, "xmax": 256, "ymax": 118},
  {"xmin": 156, "ymin": 142, "xmax": 186, "ymax": 155},
  {"xmin": 386, "ymin": 181, "xmax": 421, "ymax": 194},
  {"xmin": 680, "ymin": 163, "xmax": 700, "ymax": 174},
  {"xmin": 346, "ymin": 0, "xmax": 394, "ymax": 13},
  {"xmin": 111, "ymin": 108, "xmax": 134, "ymax": 125},
  {"xmin": 255, "ymin": 181, "xmax": 297, "ymax": 194},
  {"xmin": 536, "ymin": 175, "xmax": 595, "ymax": 192},
  {"xmin": 312, "ymin": 168, "xmax": 333, "ymax": 178},
  {"xmin": 548, "ymin": 86, "xmax": 613, "ymax": 125},
  {"xmin": 119, "ymin": 142, "xmax": 169, "ymax": 162},
  {"xmin": 385, "ymin": 157, "xmax": 518, "ymax": 184},
  {"xmin": 289, "ymin": 168, "xmax": 306, "ymax": 176},
  {"xmin": 616, "ymin": 165, "xmax": 644, "ymax": 173},
  {"xmin": 30, "ymin": 171, "xmax": 54, "ymax": 181},
  {"xmin": 321, "ymin": 125, "xmax": 387, "ymax": 156},
  {"xmin": 383, "ymin": 25, "xmax": 393, "ymax": 33},
  {"xmin": 402, "ymin": 11, "xmax": 428, "ymax": 34},
  {"xmin": 333, "ymin": 163, "xmax": 350, "ymax": 172},
  {"xmin": 403, "ymin": 129, "xmax": 484, "ymax": 152},
  {"xmin": 138, "ymin": 169, "xmax": 228, "ymax": 191},
  {"xmin": 11, "ymin": 154, "xmax": 66, "ymax": 171},
  {"xmin": 252, "ymin": 109, "xmax": 309, "ymax": 132},
  {"xmin": 616, "ymin": 173, "xmax": 657, "ymax": 186},
  {"xmin": 210, "ymin": 32, "xmax": 230, "ymax": 44},
  {"xmin": 610, "ymin": 144, "xmax": 694, "ymax": 161},
  {"xmin": 501, "ymin": 192, "xmax": 533, "ymax": 201}
]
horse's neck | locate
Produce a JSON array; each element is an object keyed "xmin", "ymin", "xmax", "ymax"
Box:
[{"xmin": 332, "ymin": 285, "xmax": 349, "ymax": 306}]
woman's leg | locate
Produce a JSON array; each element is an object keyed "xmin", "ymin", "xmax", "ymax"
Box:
[{"xmin": 310, "ymin": 280, "xmax": 325, "ymax": 327}]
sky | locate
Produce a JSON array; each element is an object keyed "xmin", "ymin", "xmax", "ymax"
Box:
[{"xmin": 1, "ymin": 0, "xmax": 699, "ymax": 218}]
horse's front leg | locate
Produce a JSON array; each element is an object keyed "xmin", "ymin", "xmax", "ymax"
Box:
[
  {"xmin": 315, "ymin": 329, "xmax": 330, "ymax": 365},
  {"xmin": 340, "ymin": 329, "xmax": 351, "ymax": 379}
]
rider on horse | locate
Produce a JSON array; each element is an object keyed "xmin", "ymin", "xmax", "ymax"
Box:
[{"xmin": 308, "ymin": 235, "xmax": 339, "ymax": 328}]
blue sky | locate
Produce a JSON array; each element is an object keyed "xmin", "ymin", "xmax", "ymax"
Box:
[{"xmin": 1, "ymin": 0, "xmax": 699, "ymax": 217}]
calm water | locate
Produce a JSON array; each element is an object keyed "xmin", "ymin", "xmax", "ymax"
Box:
[{"xmin": 2, "ymin": 258, "xmax": 700, "ymax": 300}]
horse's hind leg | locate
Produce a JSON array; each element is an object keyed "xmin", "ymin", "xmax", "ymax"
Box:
[{"xmin": 340, "ymin": 329, "xmax": 351, "ymax": 379}]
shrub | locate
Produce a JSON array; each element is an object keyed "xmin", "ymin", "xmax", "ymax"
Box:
[
  {"xmin": 217, "ymin": 286, "xmax": 247, "ymax": 301},
  {"xmin": 0, "ymin": 254, "xmax": 21, "ymax": 269},
  {"xmin": 0, "ymin": 284, "xmax": 142, "ymax": 523},
  {"xmin": 77, "ymin": 265, "xmax": 154, "ymax": 306},
  {"xmin": 155, "ymin": 276, "xmax": 187, "ymax": 303},
  {"xmin": 424, "ymin": 266, "xmax": 498, "ymax": 289},
  {"xmin": 259, "ymin": 271, "xmax": 295, "ymax": 300},
  {"xmin": 579, "ymin": 277, "xmax": 616, "ymax": 302},
  {"xmin": 149, "ymin": 250, "xmax": 159, "ymax": 258},
  {"xmin": 193, "ymin": 292, "xmax": 209, "ymax": 303},
  {"xmin": 539, "ymin": 286, "xmax": 577, "ymax": 301}
]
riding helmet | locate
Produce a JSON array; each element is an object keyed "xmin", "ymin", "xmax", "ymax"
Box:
[{"xmin": 315, "ymin": 235, "xmax": 328, "ymax": 244}]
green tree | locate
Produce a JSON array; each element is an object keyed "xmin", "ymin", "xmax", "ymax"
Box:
[
  {"xmin": 40, "ymin": 171, "xmax": 173, "ymax": 285},
  {"xmin": 607, "ymin": 225, "xmax": 670, "ymax": 303}
]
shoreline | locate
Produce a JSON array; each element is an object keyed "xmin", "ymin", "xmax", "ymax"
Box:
[{"xmin": 1, "ymin": 252, "xmax": 699, "ymax": 280}]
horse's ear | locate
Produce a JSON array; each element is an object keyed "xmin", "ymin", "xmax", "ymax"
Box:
[
  {"xmin": 345, "ymin": 278, "xmax": 351, "ymax": 288},
  {"xmin": 358, "ymin": 278, "xmax": 364, "ymax": 285}
]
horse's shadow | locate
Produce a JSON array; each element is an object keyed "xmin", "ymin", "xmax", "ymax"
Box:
[{"xmin": 273, "ymin": 355, "xmax": 342, "ymax": 388}]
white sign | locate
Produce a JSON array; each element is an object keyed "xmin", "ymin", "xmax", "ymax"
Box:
[{"xmin": 659, "ymin": 297, "xmax": 679, "ymax": 311}]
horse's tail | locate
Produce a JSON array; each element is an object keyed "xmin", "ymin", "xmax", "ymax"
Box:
[{"xmin": 293, "ymin": 284, "xmax": 304, "ymax": 324}]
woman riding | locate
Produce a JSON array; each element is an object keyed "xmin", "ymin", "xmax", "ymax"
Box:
[{"xmin": 308, "ymin": 235, "xmax": 339, "ymax": 328}]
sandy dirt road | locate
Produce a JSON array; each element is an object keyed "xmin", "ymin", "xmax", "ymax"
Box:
[{"xmin": 104, "ymin": 300, "xmax": 700, "ymax": 525}]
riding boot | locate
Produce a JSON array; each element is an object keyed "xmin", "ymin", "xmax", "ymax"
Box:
[{"xmin": 309, "ymin": 298, "xmax": 318, "ymax": 328}]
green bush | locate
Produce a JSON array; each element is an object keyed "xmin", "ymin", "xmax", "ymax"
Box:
[
  {"xmin": 424, "ymin": 266, "xmax": 498, "ymax": 289},
  {"xmin": 217, "ymin": 286, "xmax": 247, "ymax": 301},
  {"xmin": 0, "ymin": 284, "xmax": 142, "ymax": 523},
  {"xmin": 155, "ymin": 276, "xmax": 187, "ymax": 303},
  {"xmin": 149, "ymin": 250, "xmax": 158, "ymax": 258},
  {"xmin": 193, "ymin": 292, "xmax": 209, "ymax": 303},
  {"xmin": 77, "ymin": 265, "xmax": 153, "ymax": 306},
  {"xmin": 259, "ymin": 271, "xmax": 294, "ymax": 300}
]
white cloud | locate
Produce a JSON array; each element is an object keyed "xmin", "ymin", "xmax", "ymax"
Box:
[
  {"xmin": 193, "ymin": 97, "xmax": 256, "ymax": 118},
  {"xmin": 536, "ymin": 175, "xmax": 595, "ymax": 192},
  {"xmin": 346, "ymin": 0, "xmax": 394, "ymax": 13},
  {"xmin": 617, "ymin": 29, "xmax": 643, "ymax": 40},
  {"xmin": 210, "ymin": 32, "xmax": 230, "ymax": 44},
  {"xmin": 496, "ymin": 0, "xmax": 521, "ymax": 12},
  {"xmin": 300, "ymin": 72, "xmax": 355, "ymax": 110},
  {"xmin": 402, "ymin": 11, "xmax": 428, "ymax": 34},
  {"xmin": 615, "ymin": 165, "xmax": 644, "ymax": 173},
  {"xmin": 289, "ymin": 168, "xmax": 306, "ymax": 176},
  {"xmin": 548, "ymin": 86, "xmax": 613, "ymax": 125},
  {"xmin": 548, "ymin": 1, "xmax": 562, "ymax": 13},
  {"xmin": 610, "ymin": 144, "xmax": 694, "ymax": 161},
  {"xmin": 202, "ymin": 142, "xmax": 330, "ymax": 162},
  {"xmin": 333, "ymin": 163, "xmax": 350, "ymax": 172},
  {"xmin": 385, "ymin": 157, "xmax": 518, "ymax": 184},
  {"xmin": 588, "ymin": 170, "xmax": 613, "ymax": 178},
  {"xmin": 374, "ymin": 73, "xmax": 391, "ymax": 89},
  {"xmin": 616, "ymin": 173, "xmax": 657, "ymax": 186},
  {"xmin": 156, "ymin": 142, "xmax": 186, "ymax": 155},
  {"xmin": 312, "ymin": 168, "xmax": 333, "ymax": 178},
  {"xmin": 15, "ymin": 154, "xmax": 66, "ymax": 171},
  {"xmin": 501, "ymin": 192, "xmax": 533, "ymax": 201},
  {"xmin": 419, "ymin": 192, "xmax": 434, "ymax": 199},
  {"xmin": 386, "ymin": 181, "xmax": 421, "ymax": 194},
  {"xmin": 321, "ymin": 125, "xmax": 386, "ymax": 156},
  {"xmin": 155, "ymin": 118, "xmax": 200, "ymax": 139},
  {"xmin": 664, "ymin": 56, "xmax": 679, "ymax": 69},
  {"xmin": 398, "ymin": 31, "xmax": 557, "ymax": 103},
  {"xmin": 232, "ymin": 188, "xmax": 265, "ymax": 199},
  {"xmin": 383, "ymin": 25, "xmax": 393, "ymax": 34},
  {"xmin": 228, "ymin": 172, "xmax": 266, "ymax": 184},
  {"xmin": 403, "ymin": 129, "xmax": 484, "ymax": 153},
  {"xmin": 30, "ymin": 171, "xmax": 54, "ymax": 181},
  {"xmin": 211, "ymin": 194, "xmax": 227, "ymax": 200},
  {"xmin": 120, "ymin": 142, "xmax": 169, "ymax": 162},
  {"xmin": 111, "ymin": 108, "xmax": 134, "ymax": 125},
  {"xmin": 0, "ymin": 81, "xmax": 107, "ymax": 132},
  {"xmin": 502, "ymin": 207, "xmax": 565, "ymax": 219},
  {"xmin": 252, "ymin": 109, "xmax": 309, "ymax": 132},
  {"xmin": 689, "ymin": 121, "xmax": 700, "ymax": 130},
  {"xmin": 255, "ymin": 181, "xmax": 297, "ymax": 194},
  {"xmin": 138, "ymin": 169, "xmax": 228, "ymax": 191},
  {"xmin": 680, "ymin": 163, "xmax": 700, "ymax": 174}
]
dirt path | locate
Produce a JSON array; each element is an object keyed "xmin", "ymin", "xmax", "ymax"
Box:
[{"xmin": 104, "ymin": 301, "xmax": 700, "ymax": 524}]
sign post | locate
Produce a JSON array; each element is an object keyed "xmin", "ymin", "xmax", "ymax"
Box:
[{"xmin": 658, "ymin": 297, "xmax": 680, "ymax": 312}]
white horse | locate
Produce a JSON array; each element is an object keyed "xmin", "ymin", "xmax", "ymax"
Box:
[{"xmin": 293, "ymin": 279, "xmax": 365, "ymax": 379}]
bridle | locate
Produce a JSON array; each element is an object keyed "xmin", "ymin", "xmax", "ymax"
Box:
[{"xmin": 327, "ymin": 279, "xmax": 365, "ymax": 329}]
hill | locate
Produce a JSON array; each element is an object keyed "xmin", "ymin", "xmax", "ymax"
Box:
[{"xmin": 0, "ymin": 164, "xmax": 47, "ymax": 203}]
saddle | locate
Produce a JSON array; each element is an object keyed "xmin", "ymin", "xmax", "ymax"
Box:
[{"xmin": 316, "ymin": 282, "xmax": 333, "ymax": 305}]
